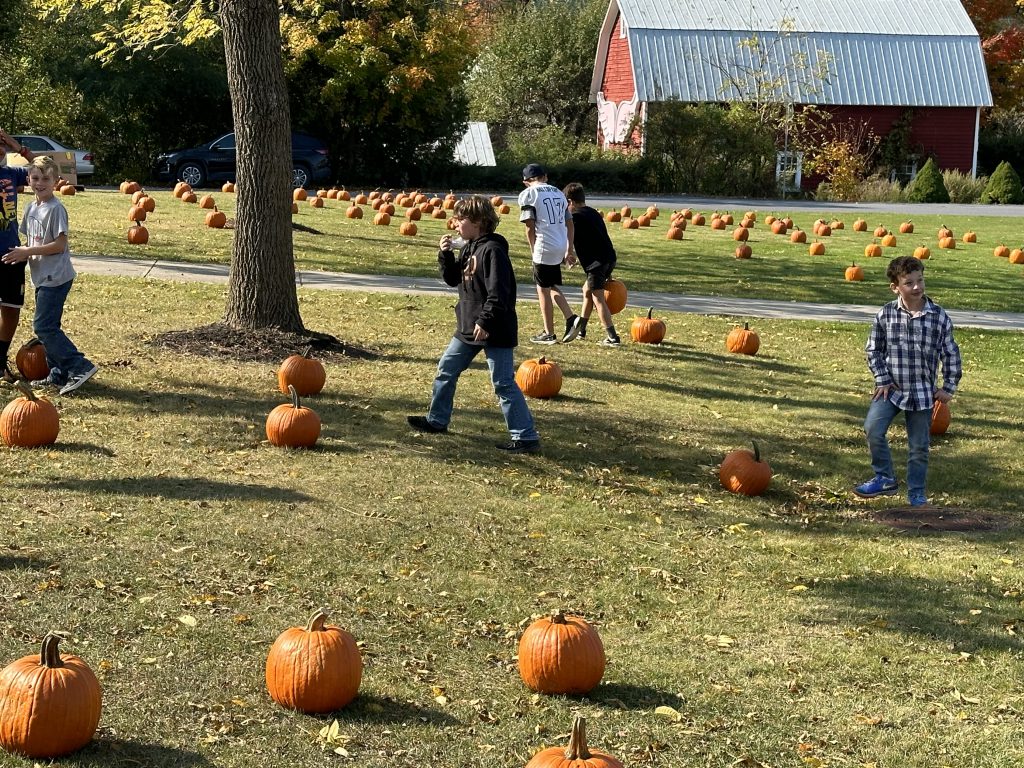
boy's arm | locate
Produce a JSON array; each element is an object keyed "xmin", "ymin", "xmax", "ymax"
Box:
[
  {"xmin": 937, "ymin": 315, "xmax": 962, "ymax": 399},
  {"xmin": 437, "ymin": 245, "xmax": 461, "ymax": 287},
  {"xmin": 474, "ymin": 243, "xmax": 512, "ymax": 336},
  {"xmin": 2, "ymin": 233, "xmax": 67, "ymax": 264},
  {"xmin": 864, "ymin": 314, "xmax": 892, "ymax": 387},
  {"xmin": 564, "ymin": 216, "xmax": 576, "ymax": 266},
  {"xmin": 523, "ymin": 219, "xmax": 537, "ymax": 254}
]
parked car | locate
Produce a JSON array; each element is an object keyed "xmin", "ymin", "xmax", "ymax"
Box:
[
  {"xmin": 14, "ymin": 135, "xmax": 94, "ymax": 178},
  {"xmin": 153, "ymin": 132, "xmax": 332, "ymax": 189}
]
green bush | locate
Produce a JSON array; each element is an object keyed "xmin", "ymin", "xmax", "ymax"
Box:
[
  {"xmin": 980, "ymin": 160, "xmax": 1024, "ymax": 204},
  {"xmin": 943, "ymin": 169, "xmax": 988, "ymax": 204},
  {"xmin": 905, "ymin": 158, "xmax": 950, "ymax": 203},
  {"xmin": 854, "ymin": 174, "xmax": 906, "ymax": 202}
]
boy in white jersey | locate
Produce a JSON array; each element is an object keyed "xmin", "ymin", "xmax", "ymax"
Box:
[{"xmin": 517, "ymin": 163, "xmax": 581, "ymax": 344}]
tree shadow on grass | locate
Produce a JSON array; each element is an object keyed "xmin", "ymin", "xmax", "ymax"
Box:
[
  {"xmin": 0, "ymin": 553, "xmax": 52, "ymax": 571},
  {"xmin": 591, "ymin": 681, "xmax": 678, "ymax": 710},
  {"xmin": 320, "ymin": 693, "xmax": 460, "ymax": 727},
  {"xmin": 44, "ymin": 442, "xmax": 116, "ymax": 457},
  {"xmin": 805, "ymin": 572, "xmax": 1024, "ymax": 655},
  {"xmin": 22, "ymin": 476, "xmax": 313, "ymax": 504},
  {"xmin": 70, "ymin": 738, "xmax": 213, "ymax": 768}
]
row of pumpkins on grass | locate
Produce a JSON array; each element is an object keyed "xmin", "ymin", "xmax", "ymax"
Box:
[{"xmin": 0, "ymin": 610, "xmax": 621, "ymax": 766}]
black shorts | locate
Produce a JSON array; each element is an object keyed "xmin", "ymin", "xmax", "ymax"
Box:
[
  {"xmin": 585, "ymin": 262, "xmax": 614, "ymax": 291},
  {"xmin": 0, "ymin": 261, "xmax": 26, "ymax": 308},
  {"xmin": 533, "ymin": 263, "xmax": 563, "ymax": 289}
]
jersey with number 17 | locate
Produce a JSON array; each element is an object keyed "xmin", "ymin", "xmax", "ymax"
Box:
[{"xmin": 517, "ymin": 183, "xmax": 570, "ymax": 265}]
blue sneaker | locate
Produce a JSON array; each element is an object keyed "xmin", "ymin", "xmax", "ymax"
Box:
[
  {"xmin": 908, "ymin": 493, "xmax": 928, "ymax": 507},
  {"xmin": 853, "ymin": 475, "xmax": 898, "ymax": 498}
]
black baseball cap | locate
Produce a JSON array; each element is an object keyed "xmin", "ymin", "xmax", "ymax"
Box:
[{"xmin": 522, "ymin": 163, "xmax": 546, "ymax": 181}]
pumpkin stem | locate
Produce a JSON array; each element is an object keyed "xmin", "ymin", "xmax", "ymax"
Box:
[
  {"xmin": 751, "ymin": 440, "xmax": 761, "ymax": 463},
  {"xmin": 538, "ymin": 357, "xmax": 547, "ymax": 365},
  {"xmin": 305, "ymin": 610, "xmax": 329, "ymax": 632},
  {"xmin": 14, "ymin": 380, "xmax": 37, "ymax": 401},
  {"xmin": 550, "ymin": 609, "xmax": 567, "ymax": 624},
  {"xmin": 301, "ymin": 345, "xmax": 314, "ymax": 359},
  {"xmin": 565, "ymin": 715, "xmax": 593, "ymax": 760},
  {"xmin": 39, "ymin": 632, "xmax": 66, "ymax": 668},
  {"xmin": 647, "ymin": 307, "xmax": 654, "ymax": 319},
  {"xmin": 743, "ymin": 322, "xmax": 750, "ymax": 330},
  {"xmin": 287, "ymin": 384, "xmax": 301, "ymax": 410}
]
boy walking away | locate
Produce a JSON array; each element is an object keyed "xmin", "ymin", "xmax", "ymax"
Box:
[
  {"xmin": 1, "ymin": 156, "xmax": 98, "ymax": 395},
  {"xmin": 854, "ymin": 256, "xmax": 961, "ymax": 507},
  {"xmin": 407, "ymin": 195, "xmax": 541, "ymax": 454},
  {"xmin": 0, "ymin": 129, "xmax": 36, "ymax": 383},
  {"xmin": 517, "ymin": 163, "xmax": 581, "ymax": 345},
  {"xmin": 563, "ymin": 182, "xmax": 621, "ymax": 346}
]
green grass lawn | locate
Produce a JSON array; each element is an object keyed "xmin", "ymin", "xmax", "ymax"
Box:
[
  {"xmin": 59, "ymin": 189, "xmax": 1024, "ymax": 313},
  {"xmin": 1, "ymin": 276, "xmax": 1022, "ymax": 767}
]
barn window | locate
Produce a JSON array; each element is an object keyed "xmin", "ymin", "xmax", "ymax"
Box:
[
  {"xmin": 776, "ymin": 151, "xmax": 803, "ymax": 191},
  {"xmin": 889, "ymin": 158, "xmax": 918, "ymax": 184}
]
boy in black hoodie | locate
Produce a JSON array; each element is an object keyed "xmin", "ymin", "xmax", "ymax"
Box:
[{"xmin": 408, "ymin": 196, "xmax": 541, "ymax": 453}]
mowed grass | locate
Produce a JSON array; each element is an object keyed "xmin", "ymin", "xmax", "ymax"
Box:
[
  {"xmin": 58, "ymin": 189, "xmax": 1024, "ymax": 313},
  {"xmin": 1, "ymin": 276, "xmax": 1022, "ymax": 767}
]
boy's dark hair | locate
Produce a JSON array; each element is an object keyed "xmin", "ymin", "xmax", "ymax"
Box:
[
  {"xmin": 453, "ymin": 195, "xmax": 500, "ymax": 234},
  {"xmin": 887, "ymin": 255, "xmax": 924, "ymax": 284},
  {"xmin": 563, "ymin": 182, "xmax": 585, "ymax": 205}
]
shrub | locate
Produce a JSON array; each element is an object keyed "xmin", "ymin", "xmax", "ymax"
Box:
[
  {"xmin": 980, "ymin": 160, "xmax": 1024, "ymax": 204},
  {"xmin": 905, "ymin": 158, "xmax": 950, "ymax": 203},
  {"xmin": 854, "ymin": 174, "xmax": 906, "ymax": 202},
  {"xmin": 942, "ymin": 169, "xmax": 988, "ymax": 204}
]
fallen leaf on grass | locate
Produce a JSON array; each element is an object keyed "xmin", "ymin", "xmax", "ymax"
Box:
[
  {"xmin": 178, "ymin": 615, "xmax": 197, "ymax": 627},
  {"xmin": 953, "ymin": 689, "xmax": 980, "ymax": 704},
  {"xmin": 654, "ymin": 705, "xmax": 683, "ymax": 722}
]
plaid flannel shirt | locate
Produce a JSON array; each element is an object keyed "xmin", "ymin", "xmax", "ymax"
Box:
[{"xmin": 865, "ymin": 296, "xmax": 962, "ymax": 411}]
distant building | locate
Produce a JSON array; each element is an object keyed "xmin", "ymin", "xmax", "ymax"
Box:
[
  {"xmin": 590, "ymin": 0, "xmax": 994, "ymax": 187},
  {"xmin": 454, "ymin": 122, "xmax": 496, "ymax": 167}
]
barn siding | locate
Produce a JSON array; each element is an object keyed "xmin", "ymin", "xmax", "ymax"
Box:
[
  {"xmin": 600, "ymin": 15, "xmax": 636, "ymax": 102},
  {"xmin": 825, "ymin": 106, "xmax": 976, "ymax": 172}
]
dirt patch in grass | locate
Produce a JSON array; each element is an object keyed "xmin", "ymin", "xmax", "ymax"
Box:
[
  {"xmin": 871, "ymin": 506, "xmax": 1011, "ymax": 533},
  {"xmin": 149, "ymin": 322, "xmax": 376, "ymax": 363}
]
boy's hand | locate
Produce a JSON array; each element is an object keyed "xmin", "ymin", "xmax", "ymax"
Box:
[
  {"xmin": 872, "ymin": 384, "xmax": 893, "ymax": 401},
  {"xmin": 934, "ymin": 389, "xmax": 953, "ymax": 404},
  {"xmin": 564, "ymin": 251, "xmax": 577, "ymax": 268},
  {"xmin": 472, "ymin": 323, "xmax": 489, "ymax": 342},
  {"xmin": 1, "ymin": 247, "xmax": 30, "ymax": 264}
]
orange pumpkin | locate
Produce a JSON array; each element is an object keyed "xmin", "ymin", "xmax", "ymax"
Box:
[
  {"xmin": 771, "ymin": 219, "xmax": 788, "ymax": 235},
  {"xmin": 400, "ymin": 221, "xmax": 418, "ymax": 236},
  {"xmin": 666, "ymin": 226, "xmax": 684, "ymax": 240},
  {"xmin": 864, "ymin": 242, "xmax": 882, "ymax": 258},
  {"xmin": 128, "ymin": 204, "xmax": 146, "ymax": 222},
  {"xmin": 0, "ymin": 381, "xmax": 59, "ymax": 447},
  {"xmin": 881, "ymin": 234, "xmax": 897, "ymax": 247},
  {"xmin": 734, "ymin": 244, "xmax": 752, "ymax": 259},
  {"xmin": 374, "ymin": 212, "xmax": 391, "ymax": 226},
  {"xmin": 309, "ymin": 196, "xmax": 324, "ymax": 208},
  {"xmin": 939, "ymin": 236, "xmax": 956, "ymax": 250},
  {"xmin": 630, "ymin": 307, "xmax": 666, "ymax": 344},
  {"xmin": 853, "ymin": 218, "xmax": 868, "ymax": 232},
  {"xmin": 293, "ymin": 188, "xmax": 308, "ymax": 201},
  {"xmin": 874, "ymin": 225, "xmax": 888, "ymax": 238},
  {"xmin": 265, "ymin": 610, "xmax": 361, "ymax": 713},
  {"xmin": 719, "ymin": 441, "xmax": 772, "ymax": 496},
  {"xmin": 405, "ymin": 207, "xmax": 422, "ymax": 221},
  {"xmin": 602, "ymin": 278, "xmax": 628, "ymax": 314},
  {"xmin": 914, "ymin": 246, "xmax": 931, "ymax": 260},
  {"xmin": 278, "ymin": 347, "xmax": 326, "ymax": 396},
  {"xmin": 931, "ymin": 400, "xmax": 951, "ymax": 435},
  {"xmin": 732, "ymin": 226, "xmax": 749, "ymax": 242},
  {"xmin": 525, "ymin": 716, "xmax": 623, "ymax": 768},
  {"xmin": 604, "ymin": 211, "xmax": 621, "ymax": 223},
  {"xmin": 622, "ymin": 217, "xmax": 639, "ymax": 230},
  {"xmin": 726, "ymin": 322, "xmax": 759, "ymax": 355},
  {"xmin": 346, "ymin": 205, "xmax": 363, "ymax": 219},
  {"xmin": 205, "ymin": 208, "xmax": 226, "ymax": 228},
  {"xmin": 994, "ymin": 244, "xmax": 1010, "ymax": 258},
  {"xmin": 938, "ymin": 225, "xmax": 953, "ymax": 239},
  {"xmin": 789, "ymin": 228, "xmax": 806, "ymax": 244},
  {"xmin": 198, "ymin": 194, "xmax": 216, "ymax": 209},
  {"xmin": 181, "ymin": 191, "xmax": 197, "ymax": 204},
  {"xmin": 141, "ymin": 196, "xmax": 156, "ymax": 213},
  {"xmin": 808, "ymin": 241, "xmax": 825, "ymax": 256},
  {"xmin": 222, "ymin": 181, "xmax": 236, "ymax": 193},
  {"xmin": 266, "ymin": 385, "xmax": 321, "ymax": 448},
  {"xmin": 962, "ymin": 231, "xmax": 977, "ymax": 243},
  {"xmin": 1009, "ymin": 248, "xmax": 1024, "ymax": 264},
  {"xmin": 127, "ymin": 222, "xmax": 149, "ymax": 244},
  {"xmin": 518, "ymin": 610, "xmax": 605, "ymax": 694},
  {"xmin": 710, "ymin": 217, "xmax": 727, "ymax": 230},
  {"xmin": 899, "ymin": 220, "xmax": 914, "ymax": 234},
  {"xmin": 830, "ymin": 219, "xmax": 844, "ymax": 230},
  {"xmin": 515, "ymin": 357, "xmax": 562, "ymax": 399},
  {"xmin": 0, "ymin": 633, "xmax": 102, "ymax": 758},
  {"xmin": 15, "ymin": 339, "xmax": 49, "ymax": 381},
  {"xmin": 845, "ymin": 262, "xmax": 864, "ymax": 281},
  {"xmin": 691, "ymin": 213, "xmax": 706, "ymax": 226}
]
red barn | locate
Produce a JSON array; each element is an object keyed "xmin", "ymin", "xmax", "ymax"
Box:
[{"xmin": 590, "ymin": 0, "xmax": 994, "ymax": 187}]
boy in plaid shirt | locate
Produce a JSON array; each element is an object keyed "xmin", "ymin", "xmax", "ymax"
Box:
[{"xmin": 853, "ymin": 255, "xmax": 962, "ymax": 507}]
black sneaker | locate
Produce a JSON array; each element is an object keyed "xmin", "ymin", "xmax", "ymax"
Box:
[
  {"xmin": 496, "ymin": 439, "xmax": 542, "ymax": 454},
  {"xmin": 1, "ymin": 362, "xmax": 17, "ymax": 384},
  {"xmin": 562, "ymin": 315, "xmax": 582, "ymax": 343},
  {"xmin": 407, "ymin": 415, "xmax": 448, "ymax": 434},
  {"xmin": 530, "ymin": 332, "xmax": 557, "ymax": 345},
  {"xmin": 601, "ymin": 335, "xmax": 621, "ymax": 346},
  {"xmin": 59, "ymin": 364, "xmax": 98, "ymax": 395}
]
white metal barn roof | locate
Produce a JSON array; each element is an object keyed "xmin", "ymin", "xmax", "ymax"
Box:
[
  {"xmin": 591, "ymin": 0, "xmax": 993, "ymax": 107},
  {"xmin": 454, "ymin": 122, "xmax": 496, "ymax": 166}
]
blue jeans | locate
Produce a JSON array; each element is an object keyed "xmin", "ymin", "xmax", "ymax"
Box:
[
  {"xmin": 34, "ymin": 281, "xmax": 92, "ymax": 380},
  {"xmin": 864, "ymin": 397, "xmax": 931, "ymax": 497},
  {"xmin": 427, "ymin": 337, "xmax": 539, "ymax": 441}
]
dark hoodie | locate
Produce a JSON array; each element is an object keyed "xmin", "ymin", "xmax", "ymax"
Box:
[{"xmin": 438, "ymin": 232, "xmax": 518, "ymax": 348}]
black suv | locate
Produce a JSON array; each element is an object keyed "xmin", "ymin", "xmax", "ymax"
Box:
[{"xmin": 153, "ymin": 132, "xmax": 332, "ymax": 189}]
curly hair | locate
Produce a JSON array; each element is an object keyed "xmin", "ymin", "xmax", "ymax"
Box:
[{"xmin": 453, "ymin": 195, "xmax": 500, "ymax": 234}]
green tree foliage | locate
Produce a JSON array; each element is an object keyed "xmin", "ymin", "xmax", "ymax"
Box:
[
  {"xmin": 905, "ymin": 158, "xmax": 951, "ymax": 203},
  {"xmin": 980, "ymin": 159, "xmax": 1024, "ymax": 203},
  {"xmin": 467, "ymin": 0, "xmax": 606, "ymax": 148}
]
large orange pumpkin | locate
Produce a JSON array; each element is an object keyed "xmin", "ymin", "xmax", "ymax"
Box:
[
  {"xmin": 0, "ymin": 381, "xmax": 59, "ymax": 447},
  {"xmin": 719, "ymin": 441, "xmax": 772, "ymax": 496},
  {"xmin": 726, "ymin": 322, "xmax": 760, "ymax": 355},
  {"xmin": 602, "ymin": 278, "xmax": 628, "ymax": 314},
  {"xmin": 205, "ymin": 208, "xmax": 227, "ymax": 228},
  {"xmin": 930, "ymin": 400, "xmax": 951, "ymax": 435},
  {"xmin": 515, "ymin": 357, "xmax": 562, "ymax": 399},
  {"xmin": 0, "ymin": 633, "xmax": 102, "ymax": 758},
  {"xmin": 127, "ymin": 222, "xmax": 149, "ymax": 244},
  {"xmin": 845, "ymin": 262, "xmax": 864, "ymax": 281},
  {"xmin": 266, "ymin": 386, "xmax": 321, "ymax": 448},
  {"xmin": 265, "ymin": 610, "xmax": 362, "ymax": 713},
  {"xmin": 630, "ymin": 307, "xmax": 666, "ymax": 344},
  {"xmin": 15, "ymin": 338, "xmax": 49, "ymax": 381},
  {"xmin": 278, "ymin": 347, "xmax": 326, "ymax": 396},
  {"xmin": 518, "ymin": 611, "xmax": 605, "ymax": 695},
  {"xmin": 525, "ymin": 716, "xmax": 623, "ymax": 768}
]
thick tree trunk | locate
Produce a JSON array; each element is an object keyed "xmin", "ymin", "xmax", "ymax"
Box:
[{"xmin": 220, "ymin": 0, "xmax": 304, "ymax": 332}]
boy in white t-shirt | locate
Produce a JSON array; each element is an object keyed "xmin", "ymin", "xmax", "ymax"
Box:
[
  {"xmin": 1, "ymin": 156, "xmax": 97, "ymax": 395},
  {"xmin": 517, "ymin": 163, "xmax": 581, "ymax": 345}
]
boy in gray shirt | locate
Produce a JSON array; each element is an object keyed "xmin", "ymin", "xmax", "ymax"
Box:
[{"xmin": 1, "ymin": 156, "xmax": 97, "ymax": 394}]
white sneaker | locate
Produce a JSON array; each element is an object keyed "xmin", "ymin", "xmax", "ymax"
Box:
[{"xmin": 59, "ymin": 365, "xmax": 98, "ymax": 395}]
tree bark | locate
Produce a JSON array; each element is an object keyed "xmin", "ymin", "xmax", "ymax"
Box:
[{"xmin": 220, "ymin": 0, "xmax": 304, "ymax": 332}]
